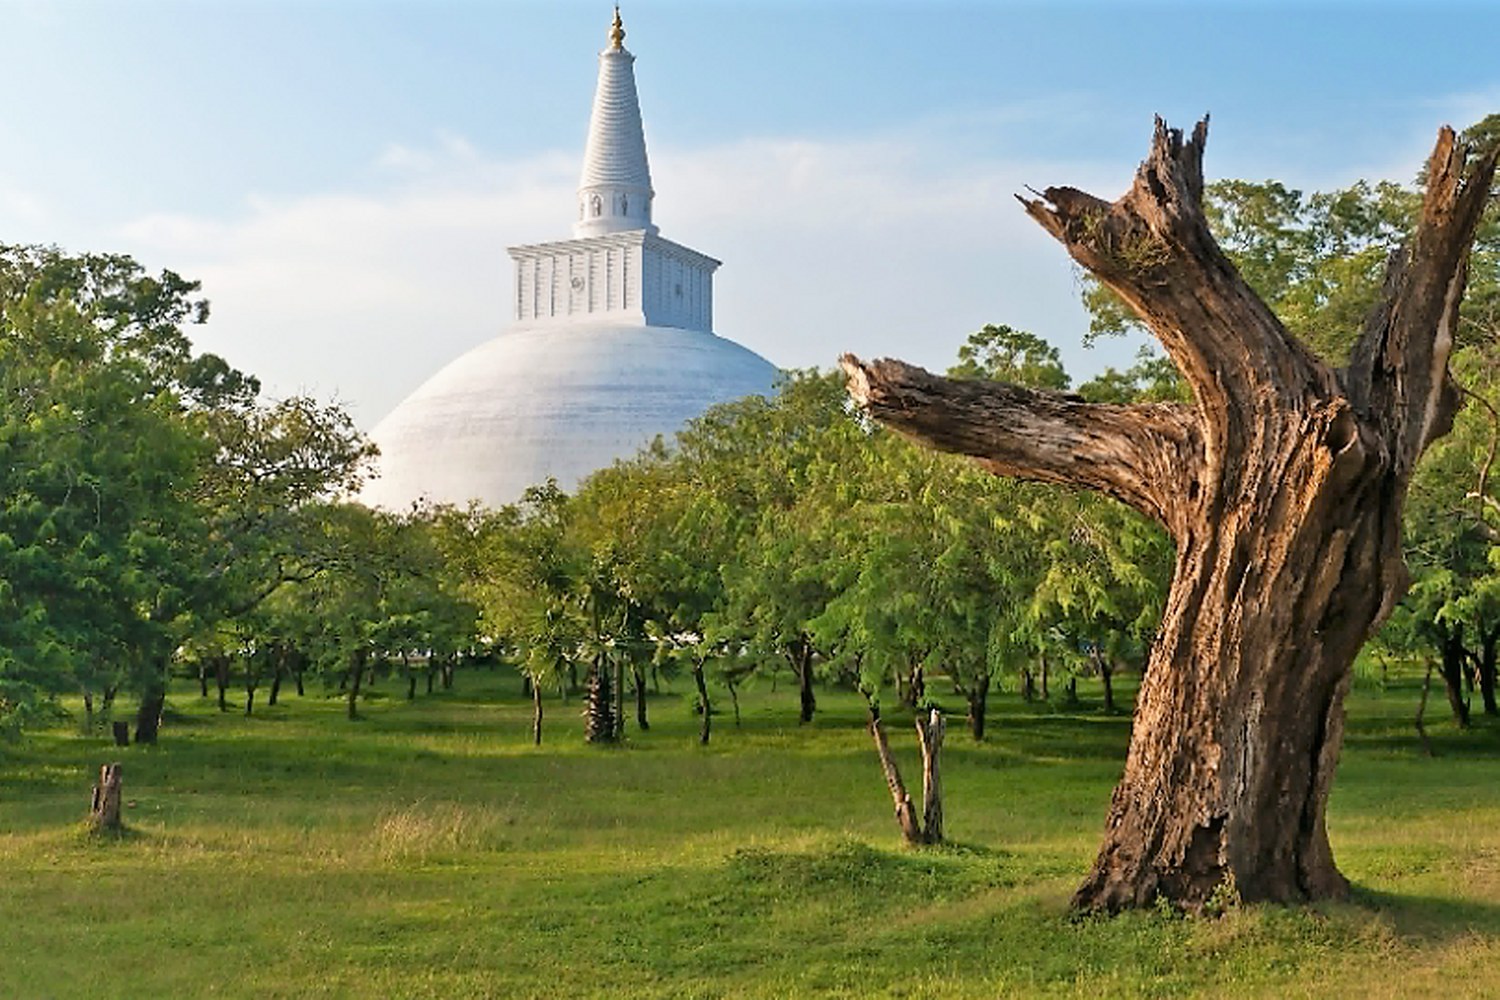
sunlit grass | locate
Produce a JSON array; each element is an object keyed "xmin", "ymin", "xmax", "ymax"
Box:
[{"xmin": 4, "ymin": 667, "xmax": 1500, "ymax": 998}]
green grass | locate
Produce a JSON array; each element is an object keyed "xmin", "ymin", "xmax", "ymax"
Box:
[{"xmin": 5, "ymin": 669, "xmax": 1500, "ymax": 998}]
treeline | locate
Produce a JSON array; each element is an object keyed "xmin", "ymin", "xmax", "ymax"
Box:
[{"xmin": 2, "ymin": 162, "xmax": 1497, "ymax": 743}]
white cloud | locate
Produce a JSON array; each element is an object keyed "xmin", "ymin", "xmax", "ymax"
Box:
[{"xmin": 117, "ymin": 129, "xmax": 1147, "ymax": 430}]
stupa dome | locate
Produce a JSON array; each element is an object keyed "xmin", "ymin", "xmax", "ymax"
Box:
[
  {"xmin": 359, "ymin": 10, "xmax": 779, "ymax": 511},
  {"xmin": 360, "ymin": 321, "xmax": 778, "ymax": 509}
]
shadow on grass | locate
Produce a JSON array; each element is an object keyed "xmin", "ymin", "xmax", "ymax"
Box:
[{"xmin": 1350, "ymin": 884, "xmax": 1500, "ymax": 942}]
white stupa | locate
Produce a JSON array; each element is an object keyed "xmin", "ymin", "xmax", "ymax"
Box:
[{"xmin": 360, "ymin": 9, "xmax": 780, "ymax": 511}]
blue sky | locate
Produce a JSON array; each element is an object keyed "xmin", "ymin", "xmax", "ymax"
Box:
[{"xmin": 3, "ymin": 1, "xmax": 1497, "ymax": 427}]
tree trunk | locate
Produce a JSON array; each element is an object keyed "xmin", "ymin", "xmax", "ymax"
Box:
[
  {"xmin": 134, "ymin": 685, "xmax": 165, "ymax": 745},
  {"xmin": 198, "ymin": 662, "xmax": 209, "ymax": 698},
  {"xmin": 244, "ymin": 687, "xmax": 255, "ymax": 717},
  {"xmin": 1020, "ymin": 668, "xmax": 1035, "ymax": 702},
  {"xmin": 532, "ymin": 680, "xmax": 544, "ymax": 746},
  {"xmin": 842, "ymin": 121, "xmax": 1498, "ymax": 911},
  {"xmin": 967, "ymin": 673, "xmax": 990, "ymax": 741},
  {"xmin": 867, "ymin": 705, "xmax": 923, "ymax": 846},
  {"xmin": 692, "ymin": 662, "xmax": 711, "ymax": 746},
  {"xmin": 1040, "ymin": 652, "xmax": 1050, "ymax": 700},
  {"xmin": 347, "ymin": 651, "xmax": 365, "ymax": 721},
  {"xmin": 268, "ymin": 667, "xmax": 283, "ymax": 706},
  {"xmin": 915, "ymin": 708, "xmax": 945, "ymax": 844},
  {"xmin": 585, "ymin": 657, "xmax": 616, "ymax": 744},
  {"xmin": 81, "ymin": 689, "xmax": 95, "ymax": 733},
  {"xmin": 632, "ymin": 664, "xmax": 649, "ymax": 731},
  {"xmin": 88, "ymin": 763, "xmax": 124, "ymax": 832},
  {"xmin": 215, "ymin": 656, "xmax": 230, "ymax": 712},
  {"xmin": 1476, "ymin": 622, "xmax": 1499, "ymax": 717},
  {"xmin": 1416, "ymin": 662, "xmax": 1435, "ymax": 757},
  {"xmin": 1093, "ymin": 650, "xmax": 1119, "ymax": 715},
  {"xmin": 727, "ymin": 675, "xmax": 743, "ymax": 727},
  {"xmin": 111, "ymin": 721, "xmax": 131, "ymax": 748},
  {"xmin": 790, "ymin": 638, "xmax": 817, "ymax": 724},
  {"xmin": 426, "ymin": 668, "xmax": 435, "ymax": 695},
  {"xmin": 294, "ymin": 662, "xmax": 305, "ymax": 697},
  {"xmin": 612, "ymin": 657, "xmax": 626, "ymax": 740},
  {"xmin": 1436, "ymin": 620, "xmax": 1472, "ymax": 728}
]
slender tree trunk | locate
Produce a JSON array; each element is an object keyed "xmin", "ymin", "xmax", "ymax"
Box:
[
  {"xmin": 727, "ymin": 675, "xmax": 742, "ymax": 727},
  {"xmin": 102, "ymin": 685, "xmax": 117, "ymax": 713},
  {"xmin": 426, "ymin": 668, "xmax": 435, "ymax": 694},
  {"xmin": 692, "ymin": 661, "xmax": 711, "ymax": 746},
  {"xmin": 612, "ymin": 657, "xmax": 626, "ymax": 740},
  {"xmin": 532, "ymin": 680, "xmax": 544, "ymax": 746},
  {"xmin": 905, "ymin": 664, "xmax": 925, "ymax": 707},
  {"xmin": 294, "ymin": 659, "xmax": 305, "ymax": 697},
  {"xmin": 1020, "ymin": 668, "xmax": 1035, "ymax": 702},
  {"xmin": 915, "ymin": 708, "xmax": 945, "ymax": 844},
  {"xmin": 968, "ymin": 673, "xmax": 990, "ymax": 741},
  {"xmin": 347, "ymin": 651, "xmax": 365, "ymax": 721},
  {"xmin": 88, "ymin": 763, "xmax": 123, "ymax": 832},
  {"xmin": 843, "ymin": 122, "xmax": 1499, "ymax": 910},
  {"xmin": 81, "ymin": 689, "xmax": 95, "ymax": 733},
  {"xmin": 198, "ymin": 663, "xmax": 209, "ymax": 698},
  {"xmin": 1436, "ymin": 621, "xmax": 1472, "ymax": 728},
  {"xmin": 867, "ymin": 705, "xmax": 923, "ymax": 846},
  {"xmin": 245, "ymin": 687, "xmax": 256, "ymax": 717},
  {"xmin": 1416, "ymin": 662, "xmax": 1435, "ymax": 757},
  {"xmin": 632, "ymin": 664, "xmax": 649, "ymax": 731},
  {"xmin": 1040, "ymin": 652, "xmax": 1050, "ymax": 700},
  {"xmin": 790, "ymin": 639, "xmax": 817, "ymax": 724},
  {"xmin": 215, "ymin": 656, "xmax": 230, "ymax": 712},
  {"xmin": 1476, "ymin": 622, "xmax": 1499, "ymax": 717},
  {"xmin": 268, "ymin": 667, "xmax": 283, "ymax": 706}
]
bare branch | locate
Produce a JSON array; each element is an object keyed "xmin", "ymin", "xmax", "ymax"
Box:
[
  {"xmin": 841, "ymin": 355, "xmax": 1201, "ymax": 535},
  {"xmin": 1019, "ymin": 117, "xmax": 1333, "ymax": 428},
  {"xmin": 1346, "ymin": 126, "xmax": 1500, "ymax": 478}
]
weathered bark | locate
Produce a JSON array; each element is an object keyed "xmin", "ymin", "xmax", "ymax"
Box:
[
  {"xmin": 843, "ymin": 120, "xmax": 1498, "ymax": 911},
  {"xmin": 692, "ymin": 661, "xmax": 711, "ymax": 746},
  {"xmin": 916, "ymin": 709, "xmax": 945, "ymax": 844},
  {"xmin": 88, "ymin": 763, "xmax": 123, "ymax": 832},
  {"xmin": 867, "ymin": 705, "xmax": 923, "ymax": 846}
]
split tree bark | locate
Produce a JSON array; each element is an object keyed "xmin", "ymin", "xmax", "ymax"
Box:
[
  {"xmin": 843, "ymin": 119, "xmax": 1498, "ymax": 911},
  {"xmin": 89, "ymin": 762, "xmax": 123, "ymax": 832},
  {"xmin": 866, "ymin": 702, "xmax": 946, "ymax": 846}
]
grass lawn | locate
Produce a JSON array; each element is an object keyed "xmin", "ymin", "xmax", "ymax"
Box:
[{"xmin": 5, "ymin": 667, "xmax": 1500, "ymax": 998}]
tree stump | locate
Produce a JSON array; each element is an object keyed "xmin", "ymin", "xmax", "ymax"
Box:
[{"xmin": 89, "ymin": 763, "xmax": 124, "ymax": 832}]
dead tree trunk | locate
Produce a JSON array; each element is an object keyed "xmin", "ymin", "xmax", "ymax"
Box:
[
  {"xmin": 867, "ymin": 704, "xmax": 923, "ymax": 846},
  {"xmin": 916, "ymin": 709, "xmax": 945, "ymax": 844},
  {"xmin": 89, "ymin": 763, "xmax": 123, "ymax": 832},
  {"xmin": 844, "ymin": 120, "xmax": 1497, "ymax": 911}
]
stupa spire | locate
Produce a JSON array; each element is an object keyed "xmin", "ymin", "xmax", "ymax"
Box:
[{"xmin": 575, "ymin": 6, "xmax": 656, "ymax": 237}]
